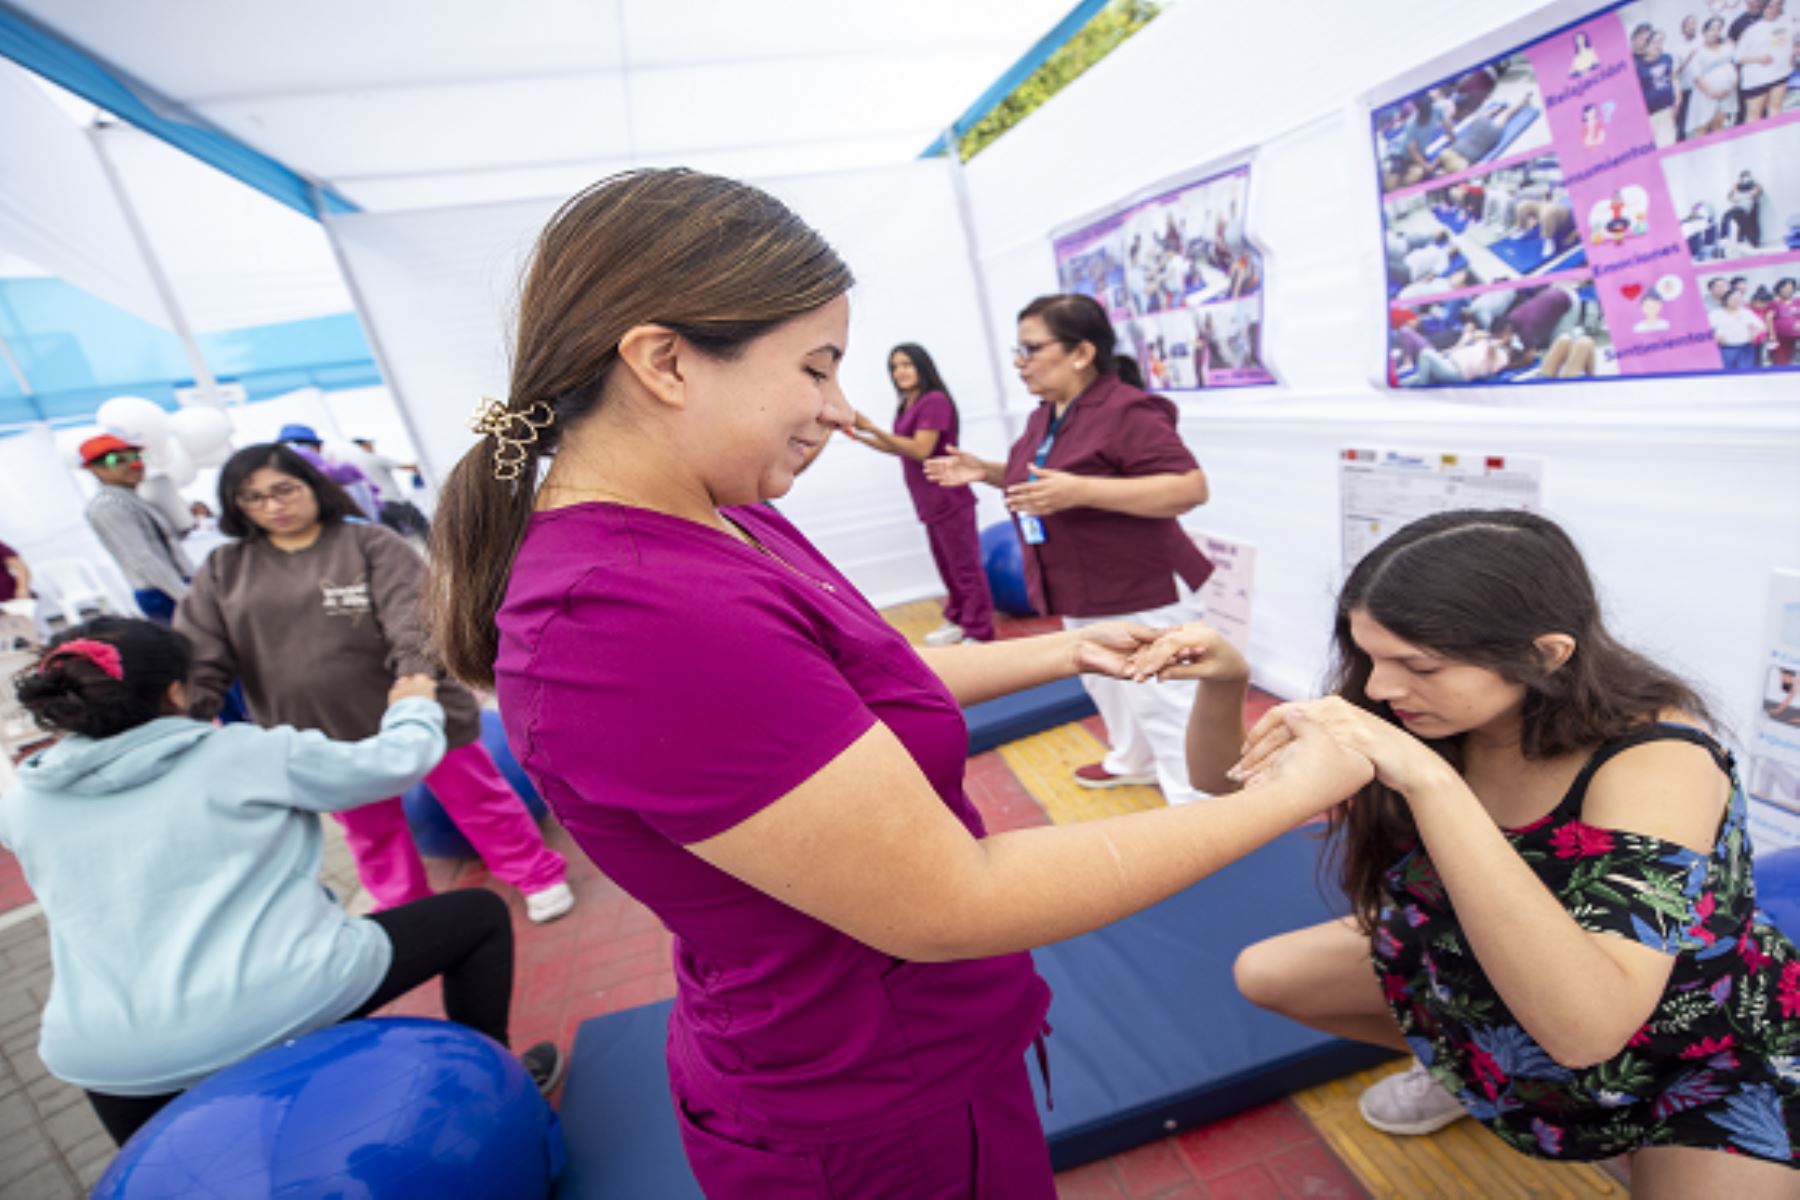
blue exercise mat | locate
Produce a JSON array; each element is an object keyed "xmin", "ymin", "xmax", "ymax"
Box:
[
  {"xmin": 966, "ymin": 676, "xmax": 1096, "ymax": 756},
  {"xmin": 1478, "ymin": 105, "xmax": 1542, "ymax": 163},
  {"xmin": 1433, "ymin": 205, "xmax": 1473, "ymax": 234},
  {"xmin": 1486, "ymin": 230, "xmax": 1574, "ymax": 275},
  {"xmin": 552, "ymin": 831, "xmax": 1393, "ymax": 1196}
]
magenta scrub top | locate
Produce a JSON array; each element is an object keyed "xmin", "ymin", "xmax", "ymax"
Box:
[
  {"xmin": 494, "ymin": 502, "xmax": 1050, "ymax": 1143},
  {"xmin": 894, "ymin": 390, "xmax": 974, "ymax": 526}
]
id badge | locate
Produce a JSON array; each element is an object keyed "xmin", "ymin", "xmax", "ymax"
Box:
[{"xmin": 1018, "ymin": 514, "xmax": 1046, "ymax": 545}]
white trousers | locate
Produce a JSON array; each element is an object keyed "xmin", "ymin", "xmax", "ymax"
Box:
[{"xmin": 1062, "ymin": 583, "xmax": 1210, "ymax": 805}]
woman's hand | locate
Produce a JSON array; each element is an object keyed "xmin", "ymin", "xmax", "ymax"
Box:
[
  {"xmin": 923, "ymin": 445, "xmax": 989, "ymax": 487},
  {"xmin": 1234, "ymin": 696, "xmax": 1447, "ymax": 796},
  {"xmin": 1241, "ymin": 709, "xmax": 1374, "ymax": 813},
  {"xmin": 1005, "ymin": 467, "xmax": 1088, "ymax": 516},
  {"xmin": 852, "ymin": 409, "xmax": 877, "ymax": 433},
  {"xmin": 1124, "ymin": 622, "xmax": 1248, "ymax": 684},
  {"xmin": 1070, "ymin": 621, "xmax": 1162, "ymax": 678},
  {"xmin": 388, "ymin": 674, "xmax": 439, "ymax": 705}
]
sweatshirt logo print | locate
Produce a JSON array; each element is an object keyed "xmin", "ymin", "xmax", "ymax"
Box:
[{"xmin": 320, "ymin": 576, "xmax": 372, "ymax": 623}]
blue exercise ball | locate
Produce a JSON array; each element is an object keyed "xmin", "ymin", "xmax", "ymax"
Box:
[
  {"xmin": 981, "ymin": 521, "xmax": 1034, "ymax": 617},
  {"xmin": 94, "ymin": 1017, "xmax": 565, "ymax": 1199},
  {"xmin": 405, "ymin": 709, "xmax": 549, "ymax": 859},
  {"xmin": 1758, "ymin": 847, "xmax": 1800, "ymax": 941}
]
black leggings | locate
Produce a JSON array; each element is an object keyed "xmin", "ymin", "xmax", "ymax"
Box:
[{"xmin": 86, "ymin": 888, "xmax": 515, "ymax": 1146}]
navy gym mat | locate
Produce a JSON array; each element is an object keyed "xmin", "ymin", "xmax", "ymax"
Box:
[
  {"xmin": 1486, "ymin": 230, "xmax": 1574, "ymax": 275},
  {"xmin": 966, "ymin": 676, "xmax": 1097, "ymax": 756},
  {"xmin": 552, "ymin": 830, "xmax": 1394, "ymax": 1197},
  {"xmin": 1478, "ymin": 104, "xmax": 1542, "ymax": 163}
]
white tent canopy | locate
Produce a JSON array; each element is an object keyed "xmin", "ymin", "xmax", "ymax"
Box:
[{"xmin": 5, "ymin": 0, "xmax": 1075, "ymax": 212}]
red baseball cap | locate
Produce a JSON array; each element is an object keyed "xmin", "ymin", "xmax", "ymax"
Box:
[{"xmin": 79, "ymin": 434, "xmax": 143, "ymax": 464}]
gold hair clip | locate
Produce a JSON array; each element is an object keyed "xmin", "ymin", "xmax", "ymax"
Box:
[{"xmin": 468, "ymin": 398, "xmax": 555, "ymax": 482}]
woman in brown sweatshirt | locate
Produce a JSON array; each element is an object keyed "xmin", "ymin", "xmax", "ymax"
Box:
[{"xmin": 176, "ymin": 443, "xmax": 574, "ymax": 923}]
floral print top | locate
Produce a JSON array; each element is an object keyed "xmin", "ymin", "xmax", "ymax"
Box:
[{"xmin": 1374, "ymin": 723, "xmax": 1800, "ymax": 1166}]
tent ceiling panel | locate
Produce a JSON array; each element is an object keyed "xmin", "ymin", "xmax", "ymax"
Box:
[
  {"xmin": 7, "ymin": 0, "xmax": 1072, "ymax": 211},
  {"xmin": 0, "ymin": 58, "xmax": 164, "ymax": 327}
]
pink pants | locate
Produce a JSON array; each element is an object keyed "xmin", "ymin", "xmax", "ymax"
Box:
[
  {"xmin": 925, "ymin": 508, "xmax": 995, "ymax": 642},
  {"xmin": 334, "ymin": 740, "xmax": 567, "ymax": 910}
]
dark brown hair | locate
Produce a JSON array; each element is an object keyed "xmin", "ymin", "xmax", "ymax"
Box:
[
  {"xmin": 15, "ymin": 617, "xmax": 193, "ymax": 739},
  {"xmin": 1018, "ymin": 294, "xmax": 1117, "ymax": 376},
  {"xmin": 1324, "ymin": 509, "xmax": 1711, "ymax": 930},
  {"xmin": 215, "ymin": 443, "xmax": 363, "ymax": 540},
  {"xmin": 887, "ymin": 342, "xmax": 953, "ymax": 423},
  {"xmin": 428, "ymin": 169, "xmax": 854, "ymax": 686}
]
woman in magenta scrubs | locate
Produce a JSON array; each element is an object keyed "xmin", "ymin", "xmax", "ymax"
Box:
[{"xmin": 427, "ymin": 169, "xmax": 1370, "ymax": 1198}]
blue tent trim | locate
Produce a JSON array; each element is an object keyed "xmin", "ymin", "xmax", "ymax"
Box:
[
  {"xmin": 0, "ymin": 0, "xmax": 358, "ymax": 219},
  {"xmin": 919, "ymin": 0, "xmax": 1113, "ymax": 157}
]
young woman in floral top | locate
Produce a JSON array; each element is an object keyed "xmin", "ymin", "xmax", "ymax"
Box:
[{"xmin": 1129, "ymin": 509, "xmax": 1798, "ymax": 1195}]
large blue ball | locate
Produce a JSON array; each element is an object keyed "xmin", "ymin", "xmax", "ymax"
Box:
[
  {"xmin": 405, "ymin": 709, "xmax": 548, "ymax": 859},
  {"xmin": 1758, "ymin": 847, "xmax": 1800, "ymax": 940},
  {"xmin": 94, "ymin": 1018, "xmax": 564, "ymax": 1199},
  {"xmin": 981, "ymin": 521, "xmax": 1034, "ymax": 617}
]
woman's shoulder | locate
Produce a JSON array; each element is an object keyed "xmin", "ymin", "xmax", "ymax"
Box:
[{"xmin": 1578, "ymin": 714, "xmax": 1731, "ymax": 852}]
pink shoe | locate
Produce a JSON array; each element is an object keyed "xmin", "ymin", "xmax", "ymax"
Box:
[{"xmin": 1072, "ymin": 762, "xmax": 1156, "ymax": 789}]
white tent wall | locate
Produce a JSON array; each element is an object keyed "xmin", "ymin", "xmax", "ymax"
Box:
[
  {"xmin": 958, "ymin": 0, "xmax": 1800, "ymax": 719},
  {"xmin": 325, "ymin": 158, "xmax": 1001, "ymax": 606}
]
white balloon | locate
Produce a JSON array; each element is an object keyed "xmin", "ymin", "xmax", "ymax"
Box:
[
  {"xmin": 169, "ymin": 406, "xmax": 234, "ymax": 466},
  {"xmin": 145, "ymin": 437, "xmax": 197, "ymax": 488},
  {"xmin": 95, "ymin": 395, "xmax": 171, "ymax": 452}
]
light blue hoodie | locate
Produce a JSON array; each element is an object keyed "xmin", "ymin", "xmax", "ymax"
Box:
[{"xmin": 0, "ymin": 697, "xmax": 445, "ymax": 1095}]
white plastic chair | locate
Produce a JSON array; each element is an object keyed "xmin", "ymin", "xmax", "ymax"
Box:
[{"xmin": 29, "ymin": 558, "xmax": 127, "ymax": 627}]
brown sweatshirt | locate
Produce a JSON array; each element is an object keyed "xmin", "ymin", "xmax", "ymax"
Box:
[{"xmin": 176, "ymin": 521, "xmax": 482, "ymax": 748}]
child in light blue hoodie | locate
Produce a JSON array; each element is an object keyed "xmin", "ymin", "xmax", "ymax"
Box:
[{"xmin": 1, "ymin": 617, "xmax": 564, "ymax": 1145}]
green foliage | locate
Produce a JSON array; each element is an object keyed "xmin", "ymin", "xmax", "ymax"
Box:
[{"xmin": 956, "ymin": 0, "xmax": 1162, "ymax": 162}]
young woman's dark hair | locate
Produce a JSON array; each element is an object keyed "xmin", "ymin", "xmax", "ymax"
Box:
[
  {"xmin": 1776, "ymin": 277, "xmax": 1797, "ymax": 296},
  {"xmin": 427, "ymin": 168, "xmax": 855, "ymax": 687},
  {"xmin": 886, "ymin": 343, "xmax": 953, "ymax": 422},
  {"xmin": 1322, "ymin": 509, "xmax": 1712, "ymax": 930},
  {"xmin": 215, "ymin": 443, "xmax": 362, "ymax": 540},
  {"xmin": 1017, "ymin": 293, "xmax": 1118, "ymax": 376},
  {"xmin": 14, "ymin": 617, "xmax": 193, "ymax": 739}
]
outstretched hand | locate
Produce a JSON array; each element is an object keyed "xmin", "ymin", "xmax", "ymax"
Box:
[
  {"xmin": 388, "ymin": 674, "xmax": 440, "ymax": 706},
  {"xmin": 1124, "ymin": 622, "xmax": 1248, "ymax": 684},
  {"xmin": 1237, "ymin": 708, "xmax": 1375, "ymax": 813},
  {"xmin": 1071, "ymin": 621, "xmax": 1163, "ymax": 678},
  {"xmin": 1235, "ymin": 696, "xmax": 1443, "ymax": 796},
  {"xmin": 923, "ymin": 445, "xmax": 988, "ymax": 487},
  {"xmin": 1005, "ymin": 467, "xmax": 1086, "ymax": 517}
]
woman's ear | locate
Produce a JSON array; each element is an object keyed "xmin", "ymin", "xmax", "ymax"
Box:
[
  {"xmin": 1070, "ymin": 340, "xmax": 1096, "ymax": 372},
  {"xmin": 1533, "ymin": 633, "xmax": 1576, "ymax": 675},
  {"xmin": 614, "ymin": 325, "xmax": 687, "ymax": 410},
  {"xmin": 164, "ymin": 679, "xmax": 190, "ymax": 716}
]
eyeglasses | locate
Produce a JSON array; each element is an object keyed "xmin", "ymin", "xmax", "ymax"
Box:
[
  {"xmin": 92, "ymin": 450, "xmax": 143, "ymax": 468},
  {"xmin": 1012, "ymin": 340, "xmax": 1064, "ymax": 361},
  {"xmin": 236, "ymin": 481, "xmax": 309, "ymax": 510}
]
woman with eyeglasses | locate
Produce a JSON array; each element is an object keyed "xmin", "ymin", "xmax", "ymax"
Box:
[
  {"xmin": 925, "ymin": 294, "xmax": 1214, "ymax": 804},
  {"xmin": 174, "ymin": 443, "xmax": 576, "ymax": 923}
]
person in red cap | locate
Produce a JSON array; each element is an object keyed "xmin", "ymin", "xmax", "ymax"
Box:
[{"xmin": 79, "ymin": 434, "xmax": 193, "ymax": 624}]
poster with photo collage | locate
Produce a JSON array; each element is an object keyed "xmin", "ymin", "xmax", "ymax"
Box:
[
  {"xmin": 1375, "ymin": 0, "xmax": 1799, "ymax": 389},
  {"xmin": 1052, "ymin": 164, "xmax": 1273, "ymax": 391}
]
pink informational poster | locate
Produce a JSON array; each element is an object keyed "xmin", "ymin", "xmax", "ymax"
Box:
[
  {"xmin": 1376, "ymin": 0, "xmax": 1799, "ymax": 389},
  {"xmin": 1052, "ymin": 163, "xmax": 1273, "ymax": 391}
]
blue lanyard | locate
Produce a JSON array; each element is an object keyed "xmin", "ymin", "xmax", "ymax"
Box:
[{"xmin": 1032, "ymin": 405, "xmax": 1071, "ymax": 471}]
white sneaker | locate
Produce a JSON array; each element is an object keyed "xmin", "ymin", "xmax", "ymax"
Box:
[
  {"xmin": 525, "ymin": 882, "xmax": 575, "ymax": 924},
  {"xmin": 1358, "ymin": 1058, "xmax": 1469, "ymax": 1136},
  {"xmin": 922, "ymin": 623, "xmax": 966, "ymax": 646}
]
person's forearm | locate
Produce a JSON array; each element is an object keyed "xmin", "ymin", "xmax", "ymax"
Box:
[
  {"xmin": 1405, "ymin": 769, "xmax": 1664, "ymax": 1065},
  {"xmin": 921, "ymin": 774, "xmax": 1333, "ymax": 960},
  {"xmin": 1185, "ymin": 677, "xmax": 1249, "ymax": 794},
  {"xmin": 916, "ymin": 631, "xmax": 1082, "ymax": 706},
  {"xmin": 860, "ymin": 426, "xmax": 936, "ymax": 461},
  {"xmin": 1066, "ymin": 470, "xmax": 1208, "ymax": 519}
]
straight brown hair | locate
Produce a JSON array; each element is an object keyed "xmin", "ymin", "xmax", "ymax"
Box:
[
  {"xmin": 1323, "ymin": 510, "xmax": 1712, "ymax": 931},
  {"xmin": 427, "ymin": 169, "xmax": 854, "ymax": 686}
]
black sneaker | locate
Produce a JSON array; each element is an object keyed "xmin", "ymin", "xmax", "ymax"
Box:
[{"xmin": 519, "ymin": 1041, "xmax": 565, "ymax": 1095}]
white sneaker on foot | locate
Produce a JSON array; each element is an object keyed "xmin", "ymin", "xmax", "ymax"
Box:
[
  {"xmin": 525, "ymin": 881, "xmax": 575, "ymax": 924},
  {"xmin": 922, "ymin": 623, "xmax": 966, "ymax": 646},
  {"xmin": 1358, "ymin": 1058, "xmax": 1469, "ymax": 1136}
]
